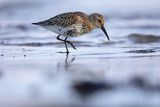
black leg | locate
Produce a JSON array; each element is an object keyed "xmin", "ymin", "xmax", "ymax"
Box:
[
  {"xmin": 57, "ymin": 35, "xmax": 69, "ymax": 53},
  {"xmin": 56, "ymin": 35, "xmax": 77, "ymax": 50},
  {"xmin": 67, "ymin": 41, "xmax": 76, "ymax": 50},
  {"xmin": 64, "ymin": 37, "xmax": 69, "ymax": 54}
]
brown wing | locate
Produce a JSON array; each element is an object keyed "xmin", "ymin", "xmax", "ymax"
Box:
[{"xmin": 35, "ymin": 12, "xmax": 88, "ymax": 27}]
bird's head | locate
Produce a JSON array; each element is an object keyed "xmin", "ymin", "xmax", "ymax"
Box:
[{"xmin": 89, "ymin": 13, "xmax": 110, "ymax": 41}]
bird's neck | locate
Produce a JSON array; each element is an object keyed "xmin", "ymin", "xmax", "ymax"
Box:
[{"xmin": 88, "ymin": 15, "xmax": 97, "ymax": 29}]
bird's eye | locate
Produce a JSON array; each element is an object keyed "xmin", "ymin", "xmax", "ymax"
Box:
[{"xmin": 98, "ymin": 19, "xmax": 102, "ymax": 23}]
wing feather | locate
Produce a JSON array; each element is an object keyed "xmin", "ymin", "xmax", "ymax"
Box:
[{"xmin": 35, "ymin": 12, "xmax": 87, "ymax": 27}]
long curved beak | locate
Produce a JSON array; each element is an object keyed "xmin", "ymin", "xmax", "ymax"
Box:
[{"xmin": 101, "ymin": 26, "xmax": 110, "ymax": 41}]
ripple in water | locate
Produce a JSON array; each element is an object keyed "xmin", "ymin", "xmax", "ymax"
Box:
[{"xmin": 128, "ymin": 33, "xmax": 160, "ymax": 43}]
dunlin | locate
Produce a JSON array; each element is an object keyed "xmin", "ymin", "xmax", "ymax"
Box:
[{"xmin": 32, "ymin": 12, "xmax": 110, "ymax": 54}]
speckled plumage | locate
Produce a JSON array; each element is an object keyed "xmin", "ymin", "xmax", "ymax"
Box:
[
  {"xmin": 33, "ymin": 12, "xmax": 94, "ymax": 36},
  {"xmin": 32, "ymin": 11, "xmax": 109, "ymax": 54}
]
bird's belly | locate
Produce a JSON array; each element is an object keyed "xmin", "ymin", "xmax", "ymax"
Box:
[
  {"xmin": 43, "ymin": 26, "xmax": 62, "ymax": 35},
  {"xmin": 43, "ymin": 25, "xmax": 83, "ymax": 37}
]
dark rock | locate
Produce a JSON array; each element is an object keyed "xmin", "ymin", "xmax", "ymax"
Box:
[{"xmin": 73, "ymin": 81, "xmax": 114, "ymax": 97}]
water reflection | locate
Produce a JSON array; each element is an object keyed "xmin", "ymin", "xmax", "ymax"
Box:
[
  {"xmin": 56, "ymin": 55, "xmax": 76, "ymax": 72},
  {"xmin": 64, "ymin": 55, "xmax": 76, "ymax": 72},
  {"xmin": 55, "ymin": 54, "xmax": 113, "ymax": 96}
]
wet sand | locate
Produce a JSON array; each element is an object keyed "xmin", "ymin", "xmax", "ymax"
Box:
[{"xmin": 0, "ymin": 45, "xmax": 160, "ymax": 107}]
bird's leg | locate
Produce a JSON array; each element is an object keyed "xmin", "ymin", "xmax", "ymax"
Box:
[
  {"xmin": 64, "ymin": 37, "xmax": 69, "ymax": 54},
  {"xmin": 56, "ymin": 35, "xmax": 69, "ymax": 54},
  {"xmin": 56, "ymin": 35, "xmax": 76, "ymax": 50},
  {"xmin": 65, "ymin": 38, "xmax": 77, "ymax": 50}
]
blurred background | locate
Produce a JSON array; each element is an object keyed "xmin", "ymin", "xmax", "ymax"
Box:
[{"xmin": 0, "ymin": 0, "xmax": 160, "ymax": 107}]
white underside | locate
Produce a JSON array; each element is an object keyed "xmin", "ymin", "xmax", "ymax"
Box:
[{"xmin": 41, "ymin": 24, "xmax": 83, "ymax": 37}]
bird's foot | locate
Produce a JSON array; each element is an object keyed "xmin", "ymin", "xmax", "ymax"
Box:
[
  {"xmin": 57, "ymin": 51, "xmax": 70, "ymax": 55},
  {"xmin": 66, "ymin": 51, "xmax": 70, "ymax": 55}
]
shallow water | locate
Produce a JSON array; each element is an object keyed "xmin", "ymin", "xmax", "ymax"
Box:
[{"xmin": 0, "ymin": 0, "xmax": 160, "ymax": 107}]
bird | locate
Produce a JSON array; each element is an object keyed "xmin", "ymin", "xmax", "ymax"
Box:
[{"xmin": 32, "ymin": 12, "xmax": 110, "ymax": 54}]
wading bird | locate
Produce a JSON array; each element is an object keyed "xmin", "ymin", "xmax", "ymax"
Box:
[{"xmin": 32, "ymin": 12, "xmax": 110, "ymax": 54}]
